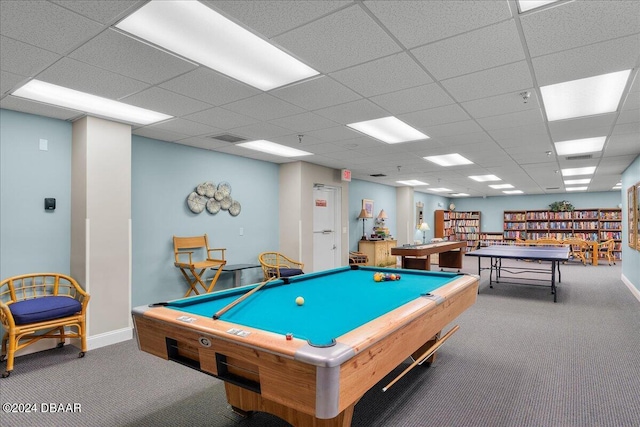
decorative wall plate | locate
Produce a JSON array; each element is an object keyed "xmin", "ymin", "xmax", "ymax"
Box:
[
  {"xmin": 229, "ymin": 201, "xmax": 241, "ymax": 216},
  {"xmin": 187, "ymin": 192, "xmax": 207, "ymax": 213},
  {"xmin": 220, "ymin": 195, "xmax": 233, "ymax": 210},
  {"xmin": 217, "ymin": 181, "xmax": 232, "ymax": 197},
  {"xmin": 214, "ymin": 189, "xmax": 225, "ymax": 201},
  {"xmin": 206, "ymin": 198, "xmax": 221, "ymax": 214}
]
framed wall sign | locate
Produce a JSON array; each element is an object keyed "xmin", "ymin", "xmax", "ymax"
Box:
[{"xmin": 362, "ymin": 199, "xmax": 374, "ymax": 218}]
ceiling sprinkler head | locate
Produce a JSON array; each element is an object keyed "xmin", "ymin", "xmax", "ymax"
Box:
[{"xmin": 520, "ymin": 91, "xmax": 531, "ymax": 103}]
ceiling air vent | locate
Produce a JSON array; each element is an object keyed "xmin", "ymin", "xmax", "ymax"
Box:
[
  {"xmin": 370, "ymin": 173, "xmax": 387, "ymax": 177},
  {"xmin": 546, "ymin": 187, "xmax": 561, "ymax": 190},
  {"xmin": 209, "ymin": 133, "xmax": 246, "ymax": 143},
  {"xmin": 566, "ymin": 154, "xmax": 593, "ymax": 161}
]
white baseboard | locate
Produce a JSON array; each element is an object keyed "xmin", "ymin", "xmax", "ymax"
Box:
[
  {"xmin": 621, "ymin": 273, "xmax": 640, "ymax": 303},
  {"xmin": 11, "ymin": 326, "xmax": 133, "ymax": 359}
]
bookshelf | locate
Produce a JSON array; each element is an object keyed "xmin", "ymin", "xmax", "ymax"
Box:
[
  {"xmin": 479, "ymin": 232, "xmax": 504, "ymax": 247},
  {"xmin": 503, "ymin": 208, "xmax": 622, "ymax": 260},
  {"xmin": 434, "ymin": 210, "xmax": 481, "ymax": 251}
]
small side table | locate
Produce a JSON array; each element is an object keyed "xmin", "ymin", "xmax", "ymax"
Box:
[{"xmin": 220, "ymin": 264, "xmax": 261, "ymax": 287}]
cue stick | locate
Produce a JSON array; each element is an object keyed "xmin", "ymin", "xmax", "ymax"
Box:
[
  {"xmin": 382, "ymin": 325, "xmax": 460, "ymax": 392},
  {"xmin": 212, "ymin": 277, "xmax": 277, "ymax": 320}
]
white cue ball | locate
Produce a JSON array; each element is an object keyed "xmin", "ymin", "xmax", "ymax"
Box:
[{"xmin": 295, "ymin": 296, "xmax": 304, "ymax": 306}]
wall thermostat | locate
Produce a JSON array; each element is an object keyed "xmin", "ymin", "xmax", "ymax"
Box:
[{"xmin": 44, "ymin": 198, "xmax": 56, "ymax": 210}]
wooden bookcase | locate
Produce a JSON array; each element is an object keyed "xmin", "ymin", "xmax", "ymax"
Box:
[
  {"xmin": 503, "ymin": 208, "xmax": 622, "ymax": 260},
  {"xmin": 434, "ymin": 210, "xmax": 481, "ymax": 251}
]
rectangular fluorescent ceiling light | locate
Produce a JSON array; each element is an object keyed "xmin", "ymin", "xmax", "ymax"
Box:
[
  {"xmin": 503, "ymin": 190, "xmax": 524, "ymax": 194},
  {"xmin": 541, "ymin": 70, "xmax": 631, "ymax": 121},
  {"xmin": 564, "ymin": 178, "xmax": 591, "ymax": 185},
  {"xmin": 430, "ymin": 188, "xmax": 452, "ymax": 192},
  {"xmin": 561, "ymin": 166, "xmax": 596, "ymax": 177},
  {"xmin": 469, "ymin": 175, "xmax": 501, "ymax": 182},
  {"xmin": 489, "ymin": 184, "xmax": 514, "ymax": 189},
  {"xmin": 566, "ymin": 186, "xmax": 588, "ymax": 191},
  {"xmin": 12, "ymin": 80, "xmax": 172, "ymax": 125},
  {"xmin": 451, "ymin": 193, "xmax": 470, "ymax": 197},
  {"xmin": 347, "ymin": 116, "xmax": 429, "ymax": 144},
  {"xmin": 236, "ymin": 140, "xmax": 312, "ymax": 157},
  {"xmin": 116, "ymin": 1, "xmax": 318, "ymax": 91},
  {"xmin": 517, "ymin": 1, "xmax": 561, "ymax": 13},
  {"xmin": 396, "ymin": 180, "xmax": 428, "ymax": 186},
  {"xmin": 424, "ymin": 153, "xmax": 473, "ymax": 167},
  {"xmin": 555, "ymin": 137, "xmax": 606, "ymax": 156}
]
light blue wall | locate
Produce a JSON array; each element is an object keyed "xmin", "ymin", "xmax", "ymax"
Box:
[
  {"xmin": 414, "ymin": 191, "xmax": 449, "ymax": 243},
  {"xmin": 131, "ymin": 136, "xmax": 280, "ymax": 306},
  {"xmin": 452, "ymin": 191, "xmax": 621, "ymax": 232},
  {"xmin": 348, "ymin": 180, "xmax": 397, "ymax": 250},
  {"xmin": 0, "ymin": 109, "xmax": 72, "ymax": 279},
  {"xmin": 621, "ymin": 155, "xmax": 640, "ymax": 293}
]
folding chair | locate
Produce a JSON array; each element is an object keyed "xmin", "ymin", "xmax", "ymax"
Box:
[{"xmin": 173, "ymin": 235, "xmax": 226, "ymax": 297}]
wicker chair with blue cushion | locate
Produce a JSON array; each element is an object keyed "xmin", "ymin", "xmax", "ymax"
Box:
[
  {"xmin": 259, "ymin": 252, "xmax": 304, "ymax": 280},
  {"xmin": 0, "ymin": 273, "xmax": 89, "ymax": 378}
]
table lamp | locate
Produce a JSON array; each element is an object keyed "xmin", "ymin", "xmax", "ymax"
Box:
[
  {"xmin": 419, "ymin": 222, "xmax": 430, "ymax": 244},
  {"xmin": 357, "ymin": 209, "xmax": 369, "ymax": 240}
]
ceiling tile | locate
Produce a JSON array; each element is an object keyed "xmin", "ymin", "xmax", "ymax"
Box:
[
  {"xmin": 412, "ymin": 20, "xmax": 525, "ymax": 80},
  {"xmin": 370, "ymin": 83, "xmax": 455, "ymax": 115},
  {"xmin": 400, "ymin": 104, "xmax": 471, "ymax": 129},
  {"xmin": 69, "ymin": 29, "xmax": 197, "ymax": 84},
  {"xmin": 330, "ymin": 52, "xmax": 432, "ymax": 97},
  {"xmin": 462, "ymin": 90, "xmax": 540, "ymax": 119},
  {"xmin": 303, "ymin": 126, "xmax": 364, "ymax": 143},
  {"xmin": 223, "ymin": 94, "xmax": 304, "ymax": 121},
  {"xmin": 271, "ymin": 76, "xmax": 361, "ymax": 111},
  {"xmin": 208, "ymin": 0, "xmax": 351, "ymax": 38},
  {"xmin": 0, "ymin": 95, "xmax": 80, "ymax": 121},
  {"xmin": 273, "ymin": 5, "xmax": 401, "ymax": 73},
  {"xmin": 548, "ymin": 114, "xmax": 616, "ymax": 141},
  {"xmin": 228, "ymin": 122, "xmax": 292, "ymax": 140},
  {"xmin": 121, "ymin": 87, "xmax": 212, "ymax": 116},
  {"xmin": 532, "ymin": 33, "xmax": 640, "ymax": 87},
  {"xmin": 521, "ymin": 0, "xmax": 640, "ymax": 57},
  {"xmin": 314, "ymin": 99, "xmax": 388, "ymax": 125},
  {"xmin": 605, "ymin": 133, "xmax": 640, "ymax": 157},
  {"xmin": 269, "ymin": 112, "xmax": 339, "ymax": 133},
  {"xmin": 421, "ymin": 119, "xmax": 484, "ymax": 138},
  {"xmin": 38, "ymin": 57, "xmax": 149, "ymax": 99},
  {"xmin": 159, "ymin": 68, "xmax": 259, "ymax": 107},
  {"xmin": 182, "ymin": 107, "xmax": 259, "ymax": 130},
  {"xmin": 0, "ymin": 36, "xmax": 61, "ymax": 77},
  {"xmin": 51, "ymin": 0, "xmax": 141, "ymax": 24},
  {"xmin": 141, "ymin": 118, "xmax": 222, "ymax": 138},
  {"xmin": 133, "ymin": 126, "xmax": 188, "ymax": 142},
  {"xmin": 441, "ymin": 61, "xmax": 533, "ymax": 103},
  {"xmin": 365, "ymin": 0, "xmax": 512, "ymax": 48},
  {"xmin": 0, "ymin": 1, "xmax": 104, "ymax": 54},
  {"xmin": 476, "ymin": 108, "xmax": 545, "ymax": 131},
  {"xmin": 0, "ymin": 70, "xmax": 26, "ymax": 96}
]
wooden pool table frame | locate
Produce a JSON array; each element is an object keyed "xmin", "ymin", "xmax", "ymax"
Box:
[
  {"xmin": 132, "ymin": 272, "xmax": 478, "ymax": 427},
  {"xmin": 391, "ymin": 240, "xmax": 467, "ymax": 271}
]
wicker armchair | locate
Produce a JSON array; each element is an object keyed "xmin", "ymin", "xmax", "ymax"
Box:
[
  {"xmin": 597, "ymin": 239, "xmax": 616, "ymax": 265},
  {"xmin": 0, "ymin": 273, "xmax": 89, "ymax": 377},
  {"xmin": 258, "ymin": 252, "xmax": 304, "ymax": 280},
  {"xmin": 562, "ymin": 238, "xmax": 589, "ymax": 266}
]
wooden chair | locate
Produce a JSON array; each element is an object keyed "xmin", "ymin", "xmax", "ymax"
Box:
[
  {"xmin": 562, "ymin": 238, "xmax": 589, "ymax": 266},
  {"xmin": 597, "ymin": 239, "xmax": 616, "ymax": 266},
  {"xmin": 0, "ymin": 273, "xmax": 89, "ymax": 378},
  {"xmin": 173, "ymin": 235, "xmax": 226, "ymax": 297},
  {"xmin": 258, "ymin": 252, "xmax": 304, "ymax": 280},
  {"xmin": 349, "ymin": 251, "xmax": 369, "ymax": 266}
]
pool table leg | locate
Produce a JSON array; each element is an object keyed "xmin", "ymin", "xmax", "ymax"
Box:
[
  {"xmin": 410, "ymin": 332, "xmax": 441, "ymax": 366},
  {"xmin": 225, "ymin": 383, "xmax": 354, "ymax": 427}
]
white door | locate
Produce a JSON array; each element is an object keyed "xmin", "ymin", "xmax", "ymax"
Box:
[{"xmin": 313, "ymin": 186, "xmax": 341, "ymax": 272}]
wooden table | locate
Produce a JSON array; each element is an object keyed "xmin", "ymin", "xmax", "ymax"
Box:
[
  {"xmin": 132, "ymin": 266, "xmax": 478, "ymax": 426},
  {"xmin": 391, "ymin": 241, "xmax": 467, "ymax": 271}
]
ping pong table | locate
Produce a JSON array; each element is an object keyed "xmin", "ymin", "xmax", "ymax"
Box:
[{"xmin": 466, "ymin": 245, "xmax": 570, "ymax": 302}]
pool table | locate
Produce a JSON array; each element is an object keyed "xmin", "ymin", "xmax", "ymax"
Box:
[{"xmin": 132, "ymin": 265, "xmax": 478, "ymax": 427}]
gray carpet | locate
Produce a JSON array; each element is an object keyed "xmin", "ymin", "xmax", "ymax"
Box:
[{"xmin": 2, "ymin": 258, "xmax": 639, "ymax": 427}]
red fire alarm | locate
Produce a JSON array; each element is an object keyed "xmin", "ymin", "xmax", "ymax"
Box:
[{"xmin": 341, "ymin": 169, "xmax": 351, "ymax": 182}]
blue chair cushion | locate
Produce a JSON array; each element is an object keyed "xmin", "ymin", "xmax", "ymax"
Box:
[
  {"xmin": 9, "ymin": 296, "xmax": 82, "ymax": 325},
  {"xmin": 278, "ymin": 268, "xmax": 304, "ymax": 278}
]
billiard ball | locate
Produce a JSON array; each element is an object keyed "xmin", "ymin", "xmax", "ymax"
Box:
[
  {"xmin": 295, "ymin": 296, "xmax": 305, "ymax": 306},
  {"xmin": 396, "ymin": 274, "xmax": 401, "ymax": 280}
]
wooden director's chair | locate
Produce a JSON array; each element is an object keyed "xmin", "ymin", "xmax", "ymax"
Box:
[{"xmin": 173, "ymin": 234, "xmax": 226, "ymax": 297}]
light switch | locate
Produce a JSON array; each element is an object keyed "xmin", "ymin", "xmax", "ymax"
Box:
[
  {"xmin": 239, "ymin": 227, "xmax": 244, "ymax": 236},
  {"xmin": 39, "ymin": 139, "xmax": 48, "ymax": 151}
]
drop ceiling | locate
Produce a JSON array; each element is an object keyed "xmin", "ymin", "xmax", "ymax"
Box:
[{"xmin": 1, "ymin": 0, "xmax": 638, "ymax": 196}]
